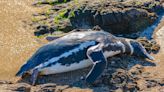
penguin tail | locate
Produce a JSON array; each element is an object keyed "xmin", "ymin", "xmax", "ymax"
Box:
[
  {"xmin": 15, "ymin": 70, "xmax": 23, "ymax": 77},
  {"xmin": 15, "ymin": 63, "xmax": 30, "ymax": 77}
]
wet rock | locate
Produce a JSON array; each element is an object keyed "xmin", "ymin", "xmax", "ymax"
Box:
[
  {"xmin": 33, "ymin": 0, "xmax": 71, "ymax": 5},
  {"xmin": 136, "ymin": 80, "xmax": 147, "ymax": 91},
  {"xmin": 57, "ymin": 19, "xmax": 74, "ymax": 32},
  {"xmin": 123, "ymin": 82, "xmax": 138, "ymax": 91},
  {"xmin": 34, "ymin": 25, "xmax": 56, "ymax": 36},
  {"xmin": 137, "ymin": 37, "xmax": 160, "ymax": 53},
  {"xmin": 35, "ymin": 83, "xmax": 56, "ymax": 92},
  {"xmin": 146, "ymin": 80, "xmax": 159, "ymax": 88},
  {"xmin": 52, "ymin": 5, "xmax": 67, "ymax": 11},
  {"xmin": 0, "ymin": 80, "xmax": 12, "ymax": 84},
  {"xmin": 70, "ymin": 4, "xmax": 157, "ymax": 34},
  {"xmin": 91, "ymin": 87, "xmax": 109, "ymax": 92},
  {"xmin": 7, "ymin": 83, "xmax": 31, "ymax": 92},
  {"xmin": 32, "ymin": 0, "xmax": 164, "ymax": 36},
  {"xmin": 46, "ymin": 36, "xmax": 60, "ymax": 41},
  {"xmin": 110, "ymin": 69, "xmax": 128, "ymax": 87},
  {"xmin": 34, "ymin": 25, "xmax": 49, "ymax": 36},
  {"xmin": 128, "ymin": 65, "xmax": 146, "ymax": 81}
]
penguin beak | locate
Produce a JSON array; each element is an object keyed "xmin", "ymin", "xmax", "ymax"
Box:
[
  {"xmin": 130, "ymin": 40, "xmax": 155, "ymax": 61},
  {"xmin": 144, "ymin": 52, "xmax": 155, "ymax": 61}
]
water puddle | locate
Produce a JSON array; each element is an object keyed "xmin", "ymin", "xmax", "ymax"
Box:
[{"xmin": 140, "ymin": 13, "xmax": 164, "ymax": 39}]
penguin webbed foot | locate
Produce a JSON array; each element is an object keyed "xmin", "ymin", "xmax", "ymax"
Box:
[
  {"xmin": 30, "ymin": 69, "xmax": 39, "ymax": 86},
  {"xmin": 86, "ymin": 43, "xmax": 107, "ymax": 86}
]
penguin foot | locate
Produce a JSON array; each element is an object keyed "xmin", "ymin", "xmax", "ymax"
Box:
[{"xmin": 30, "ymin": 69, "xmax": 39, "ymax": 86}]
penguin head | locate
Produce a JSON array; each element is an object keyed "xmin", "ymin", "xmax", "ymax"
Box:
[{"xmin": 130, "ymin": 40, "xmax": 155, "ymax": 60}]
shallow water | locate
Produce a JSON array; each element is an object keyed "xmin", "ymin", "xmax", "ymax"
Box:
[
  {"xmin": 140, "ymin": 12, "xmax": 164, "ymax": 79},
  {"xmin": 140, "ymin": 13, "xmax": 164, "ymax": 39}
]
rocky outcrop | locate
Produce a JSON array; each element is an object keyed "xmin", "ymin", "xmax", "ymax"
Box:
[
  {"xmin": 69, "ymin": 0, "xmax": 158, "ymax": 34},
  {"xmin": 32, "ymin": 0, "xmax": 163, "ymax": 36}
]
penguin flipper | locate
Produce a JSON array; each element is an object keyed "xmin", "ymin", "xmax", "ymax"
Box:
[{"xmin": 86, "ymin": 44, "xmax": 107, "ymax": 84}]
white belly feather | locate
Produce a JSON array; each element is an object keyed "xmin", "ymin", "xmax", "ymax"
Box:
[
  {"xmin": 104, "ymin": 50, "xmax": 121, "ymax": 58},
  {"xmin": 39, "ymin": 50, "xmax": 121, "ymax": 75},
  {"xmin": 40, "ymin": 59, "xmax": 93, "ymax": 75}
]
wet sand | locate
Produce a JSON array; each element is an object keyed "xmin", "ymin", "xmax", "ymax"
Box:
[
  {"xmin": 149, "ymin": 20, "xmax": 164, "ymax": 79},
  {"xmin": 142, "ymin": 18, "xmax": 164, "ymax": 81},
  {"xmin": 0, "ymin": 0, "xmax": 41, "ymax": 81}
]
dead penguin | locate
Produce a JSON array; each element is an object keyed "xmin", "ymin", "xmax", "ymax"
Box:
[{"xmin": 16, "ymin": 30, "xmax": 154, "ymax": 85}]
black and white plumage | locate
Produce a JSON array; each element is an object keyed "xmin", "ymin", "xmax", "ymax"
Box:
[{"xmin": 16, "ymin": 31, "xmax": 154, "ymax": 85}]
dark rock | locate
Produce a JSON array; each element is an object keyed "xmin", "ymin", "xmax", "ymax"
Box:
[
  {"xmin": 32, "ymin": 0, "xmax": 164, "ymax": 36},
  {"xmin": 33, "ymin": 0, "xmax": 50, "ymax": 5},
  {"xmin": 136, "ymin": 80, "xmax": 147, "ymax": 91},
  {"xmin": 36, "ymin": 83, "xmax": 57, "ymax": 92},
  {"xmin": 8, "ymin": 83, "xmax": 31, "ymax": 92},
  {"xmin": 146, "ymin": 79, "xmax": 159, "ymax": 88},
  {"xmin": 0, "ymin": 80, "xmax": 12, "ymax": 84},
  {"xmin": 110, "ymin": 69, "xmax": 128, "ymax": 87},
  {"xmin": 70, "ymin": 8, "xmax": 94, "ymax": 29},
  {"xmin": 33, "ymin": 0, "xmax": 71, "ymax": 5},
  {"xmin": 137, "ymin": 37, "xmax": 160, "ymax": 53},
  {"xmin": 49, "ymin": 26, "xmax": 57, "ymax": 33},
  {"xmin": 101, "ymin": 10, "xmax": 117, "ymax": 25},
  {"xmin": 93, "ymin": 11, "xmax": 103, "ymax": 26},
  {"xmin": 69, "ymin": 1, "xmax": 158, "ymax": 34},
  {"xmin": 34, "ymin": 25, "xmax": 49, "ymax": 36},
  {"xmin": 34, "ymin": 25, "xmax": 55, "ymax": 36},
  {"xmin": 123, "ymin": 82, "xmax": 138, "ymax": 92},
  {"xmin": 46, "ymin": 36, "xmax": 60, "ymax": 41}
]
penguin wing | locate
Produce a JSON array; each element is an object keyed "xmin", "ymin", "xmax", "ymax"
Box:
[
  {"xmin": 86, "ymin": 44, "xmax": 107, "ymax": 83},
  {"xmin": 16, "ymin": 40, "xmax": 81, "ymax": 76}
]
